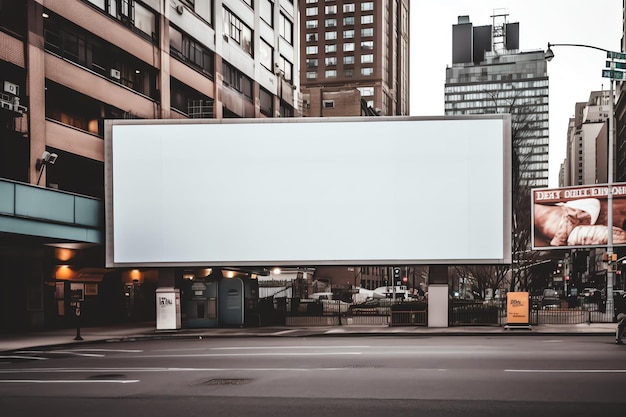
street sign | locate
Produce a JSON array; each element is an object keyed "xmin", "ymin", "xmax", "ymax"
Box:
[
  {"xmin": 602, "ymin": 69, "xmax": 625, "ymax": 80},
  {"xmin": 607, "ymin": 61, "xmax": 626, "ymax": 70},
  {"xmin": 607, "ymin": 51, "xmax": 626, "ymax": 60}
]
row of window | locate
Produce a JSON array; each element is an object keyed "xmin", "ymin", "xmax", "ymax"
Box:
[
  {"xmin": 306, "ymin": 16, "xmax": 371, "ymax": 28},
  {"xmin": 307, "ymin": 54, "xmax": 373, "ymax": 67},
  {"xmin": 306, "ymin": 38, "xmax": 373, "ymax": 55},
  {"xmin": 305, "ymin": 2, "xmax": 374, "ymax": 15},
  {"xmin": 86, "ymin": 0, "xmax": 157, "ymax": 40},
  {"xmin": 44, "ymin": 10, "xmax": 157, "ymax": 98},
  {"xmin": 309, "ymin": 30, "xmax": 374, "ymax": 41},
  {"xmin": 306, "ymin": 68, "xmax": 374, "ymax": 79}
]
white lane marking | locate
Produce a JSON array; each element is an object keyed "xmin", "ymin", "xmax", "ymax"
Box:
[
  {"xmin": 152, "ymin": 346, "xmax": 369, "ymax": 352},
  {"xmin": 210, "ymin": 346, "xmax": 370, "ymax": 350},
  {"xmin": 505, "ymin": 369, "xmax": 626, "ymax": 373},
  {"xmin": 0, "ymin": 379, "xmax": 139, "ymax": 384},
  {"xmin": 130, "ymin": 352, "xmax": 363, "ymax": 358},
  {"xmin": 271, "ymin": 330, "xmax": 298, "ymax": 335},
  {"xmin": 49, "ymin": 352, "xmax": 105, "ymax": 357},
  {"xmin": 0, "ymin": 355, "xmax": 47, "ymax": 361},
  {"xmin": 0, "ymin": 367, "xmax": 348, "ymax": 374}
]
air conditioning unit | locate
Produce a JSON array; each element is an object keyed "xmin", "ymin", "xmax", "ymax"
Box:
[
  {"xmin": 3, "ymin": 81, "xmax": 19, "ymax": 96},
  {"xmin": 110, "ymin": 69, "xmax": 121, "ymax": 80}
]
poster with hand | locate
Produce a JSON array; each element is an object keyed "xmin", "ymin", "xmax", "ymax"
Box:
[{"xmin": 532, "ymin": 183, "xmax": 626, "ymax": 249}]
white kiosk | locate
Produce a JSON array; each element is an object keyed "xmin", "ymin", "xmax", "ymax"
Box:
[{"xmin": 156, "ymin": 287, "xmax": 181, "ymax": 330}]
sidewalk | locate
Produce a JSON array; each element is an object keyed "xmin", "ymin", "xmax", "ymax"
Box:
[{"xmin": 0, "ymin": 322, "xmax": 617, "ymax": 352}]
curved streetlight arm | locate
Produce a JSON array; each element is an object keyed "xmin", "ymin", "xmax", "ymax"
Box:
[{"xmin": 547, "ymin": 42, "xmax": 611, "ymax": 53}]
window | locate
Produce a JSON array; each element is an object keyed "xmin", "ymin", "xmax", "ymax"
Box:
[
  {"xmin": 325, "ymin": 69, "xmax": 336, "ymax": 78},
  {"xmin": 343, "ymin": 16, "xmax": 354, "ymax": 25},
  {"xmin": 361, "ymin": 40, "xmax": 373, "ymax": 50},
  {"xmin": 223, "ymin": 8, "xmax": 253, "ymax": 56},
  {"xmin": 361, "ymin": 67, "xmax": 373, "ymax": 76},
  {"xmin": 306, "ymin": 20, "xmax": 318, "ymax": 29},
  {"xmin": 279, "ymin": 13, "xmax": 293, "ymax": 44},
  {"xmin": 343, "ymin": 3, "xmax": 355, "ymax": 12},
  {"xmin": 306, "ymin": 7, "xmax": 318, "ymax": 16},
  {"xmin": 223, "ymin": 62, "xmax": 253, "ymax": 100},
  {"xmin": 325, "ymin": 5, "xmax": 336, "ymax": 14},
  {"xmin": 325, "ymin": 44, "xmax": 336, "ymax": 53},
  {"xmin": 278, "ymin": 55, "xmax": 293, "ymax": 81},
  {"xmin": 87, "ymin": 0, "xmax": 157, "ymax": 40},
  {"xmin": 260, "ymin": 0, "xmax": 273, "ymax": 26},
  {"xmin": 170, "ymin": 78, "xmax": 214, "ymax": 118},
  {"xmin": 361, "ymin": 2, "xmax": 374, "ymax": 11},
  {"xmin": 343, "ymin": 56, "xmax": 354, "ymax": 64},
  {"xmin": 361, "ymin": 28, "xmax": 373, "ymax": 37},
  {"xmin": 361, "ymin": 54, "xmax": 373, "ymax": 63},
  {"xmin": 358, "ymin": 87, "xmax": 374, "ymax": 96},
  {"xmin": 325, "ymin": 18, "xmax": 337, "ymax": 27},
  {"xmin": 343, "ymin": 29, "xmax": 354, "ymax": 38},
  {"xmin": 307, "ymin": 33, "xmax": 318, "ymax": 42},
  {"xmin": 259, "ymin": 39, "xmax": 273, "ymax": 70},
  {"xmin": 306, "ymin": 71, "xmax": 317, "ymax": 79},
  {"xmin": 260, "ymin": 87, "xmax": 273, "ymax": 117},
  {"xmin": 306, "ymin": 58, "xmax": 318, "ymax": 67},
  {"xmin": 323, "ymin": 100, "xmax": 334, "ymax": 108},
  {"xmin": 344, "ymin": 69, "xmax": 353, "ymax": 77},
  {"xmin": 361, "ymin": 15, "xmax": 373, "ymax": 24},
  {"xmin": 343, "ymin": 42, "xmax": 354, "ymax": 52},
  {"xmin": 306, "ymin": 45, "xmax": 318, "ymax": 54},
  {"xmin": 325, "ymin": 57, "xmax": 337, "ymax": 66},
  {"xmin": 169, "ymin": 26, "xmax": 214, "ymax": 76},
  {"xmin": 325, "ymin": 31, "xmax": 337, "ymax": 40}
]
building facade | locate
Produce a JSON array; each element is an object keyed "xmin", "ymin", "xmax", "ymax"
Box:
[
  {"xmin": 0, "ymin": 0, "xmax": 299, "ymax": 332},
  {"xmin": 560, "ymin": 92, "xmax": 611, "ymax": 187},
  {"xmin": 444, "ymin": 14, "xmax": 549, "ymax": 188},
  {"xmin": 299, "ymin": 0, "xmax": 409, "ymax": 117}
]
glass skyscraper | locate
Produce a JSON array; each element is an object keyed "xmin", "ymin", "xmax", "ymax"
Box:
[{"xmin": 444, "ymin": 15, "xmax": 549, "ymax": 187}]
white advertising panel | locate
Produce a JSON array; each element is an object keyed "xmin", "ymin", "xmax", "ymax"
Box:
[{"xmin": 105, "ymin": 116, "xmax": 511, "ymax": 267}]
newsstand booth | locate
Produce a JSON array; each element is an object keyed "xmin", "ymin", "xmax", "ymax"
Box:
[{"xmin": 104, "ymin": 116, "xmax": 511, "ymax": 328}]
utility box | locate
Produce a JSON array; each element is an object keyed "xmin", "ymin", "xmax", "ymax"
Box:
[{"xmin": 156, "ymin": 288, "xmax": 181, "ymax": 330}]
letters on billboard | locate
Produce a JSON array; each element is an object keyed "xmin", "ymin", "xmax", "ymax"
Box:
[{"xmin": 532, "ymin": 183, "xmax": 626, "ymax": 249}]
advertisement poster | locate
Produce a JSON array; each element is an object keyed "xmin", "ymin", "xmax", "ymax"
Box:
[
  {"xmin": 507, "ymin": 292, "xmax": 529, "ymax": 324},
  {"xmin": 532, "ymin": 183, "xmax": 626, "ymax": 249}
]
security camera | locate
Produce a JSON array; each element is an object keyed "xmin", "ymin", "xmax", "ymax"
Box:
[{"xmin": 48, "ymin": 153, "xmax": 58, "ymax": 165}]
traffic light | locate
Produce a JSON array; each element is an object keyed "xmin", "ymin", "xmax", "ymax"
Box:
[{"xmin": 393, "ymin": 267, "xmax": 401, "ymax": 280}]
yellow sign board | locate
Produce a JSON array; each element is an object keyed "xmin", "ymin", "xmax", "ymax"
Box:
[{"xmin": 507, "ymin": 292, "xmax": 529, "ymax": 324}]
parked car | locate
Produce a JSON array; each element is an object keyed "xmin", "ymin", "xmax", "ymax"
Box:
[{"xmin": 541, "ymin": 288, "xmax": 560, "ymax": 309}]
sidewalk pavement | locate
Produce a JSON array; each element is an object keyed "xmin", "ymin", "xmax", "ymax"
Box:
[{"xmin": 0, "ymin": 322, "xmax": 618, "ymax": 352}]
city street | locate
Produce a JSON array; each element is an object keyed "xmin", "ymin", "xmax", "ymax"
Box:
[{"xmin": 0, "ymin": 335, "xmax": 625, "ymax": 416}]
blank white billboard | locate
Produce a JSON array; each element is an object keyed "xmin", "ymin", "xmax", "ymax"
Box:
[{"xmin": 105, "ymin": 116, "xmax": 511, "ymax": 267}]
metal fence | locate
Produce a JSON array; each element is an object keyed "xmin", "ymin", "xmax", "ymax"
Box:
[{"xmin": 264, "ymin": 297, "xmax": 616, "ymax": 327}]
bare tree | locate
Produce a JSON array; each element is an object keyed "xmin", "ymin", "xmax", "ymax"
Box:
[{"xmin": 454, "ymin": 93, "xmax": 548, "ymax": 296}]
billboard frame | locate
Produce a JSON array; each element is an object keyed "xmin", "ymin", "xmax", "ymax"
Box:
[
  {"xmin": 532, "ymin": 183, "xmax": 626, "ymax": 250},
  {"xmin": 104, "ymin": 115, "xmax": 512, "ymax": 268}
]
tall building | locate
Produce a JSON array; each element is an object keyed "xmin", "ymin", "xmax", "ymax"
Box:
[
  {"xmin": 444, "ymin": 13, "xmax": 549, "ymax": 187},
  {"xmin": 0, "ymin": 0, "xmax": 298, "ymax": 332},
  {"xmin": 299, "ymin": 0, "xmax": 410, "ymax": 117},
  {"xmin": 561, "ymin": 92, "xmax": 611, "ymax": 187}
]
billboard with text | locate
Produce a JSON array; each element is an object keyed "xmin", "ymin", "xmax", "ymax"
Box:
[{"xmin": 532, "ymin": 183, "xmax": 626, "ymax": 250}]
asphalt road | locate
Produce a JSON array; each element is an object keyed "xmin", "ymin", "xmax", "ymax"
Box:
[{"xmin": 0, "ymin": 335, "xmax": 625, "ymax": 417}]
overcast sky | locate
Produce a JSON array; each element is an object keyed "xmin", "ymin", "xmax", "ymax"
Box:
[{"xmin": 409, "ymin": 0, "xmax": 623, "ymax": 187}]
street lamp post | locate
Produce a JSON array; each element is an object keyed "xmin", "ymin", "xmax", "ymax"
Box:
[{"xmin": 545, "ymin": 42, "xmax": 618, "ymax": 316}]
